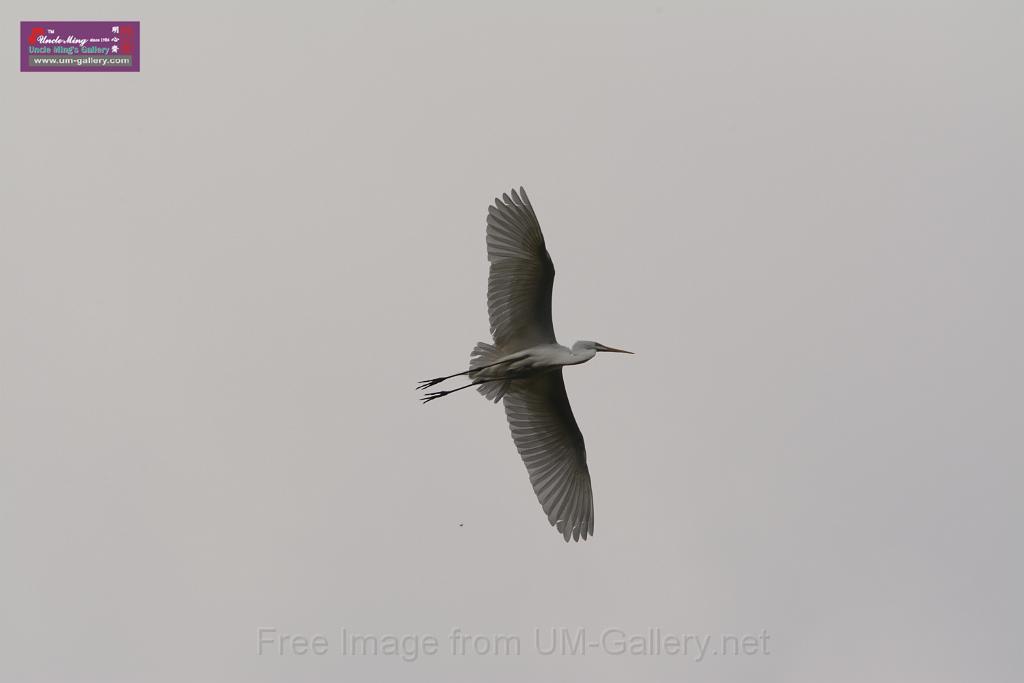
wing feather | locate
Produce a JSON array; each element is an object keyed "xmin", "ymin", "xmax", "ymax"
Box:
[
  {"xmin": 503, "ymin": 370, "xmax": 593, "ymax": 542},
  {"xmin": 485, "ymin": 188, "xmax": 556, "ymax": 350}
]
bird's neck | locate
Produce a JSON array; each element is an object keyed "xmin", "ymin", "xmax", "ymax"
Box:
[{"xmin": 569, "ymin": 345, "xmax": 597, "ymax": 364}]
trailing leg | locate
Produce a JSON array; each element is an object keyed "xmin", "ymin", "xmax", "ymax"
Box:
[
  {"xmin": 416, "ymin": 358, "xmax": 507, "ymax": 391},
  {"xmin": 420, "ymin": 376, "xmax": 517, "ymax": 404}
]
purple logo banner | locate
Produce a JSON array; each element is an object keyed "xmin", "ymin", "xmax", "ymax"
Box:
[{"xmin": 21, "ymin": 21, "xmax": 140, "ymax": 72}]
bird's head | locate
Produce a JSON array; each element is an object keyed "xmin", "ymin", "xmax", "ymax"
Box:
[{"xmin": 572, "ymin": 340, "xmax": 634, "ymax": 355}]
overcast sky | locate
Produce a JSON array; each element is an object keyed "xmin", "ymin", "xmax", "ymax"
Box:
[{"xmin": 3, "ymin": 1, "xmax": 1022, "ymax": 681}]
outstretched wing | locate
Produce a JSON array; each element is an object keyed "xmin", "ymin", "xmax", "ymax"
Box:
[
  {"xmin": 503, "ymin": 370, "xmax": 594, "ymax": 541},
  {"xmin": 485, "ymin": 187, "xmax": 556, "ymax": 351}
]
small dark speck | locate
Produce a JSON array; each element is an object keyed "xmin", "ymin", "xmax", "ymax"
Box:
[{"xmin": 459, "ymin": 523, "xmax": 463, "ymax": 527}]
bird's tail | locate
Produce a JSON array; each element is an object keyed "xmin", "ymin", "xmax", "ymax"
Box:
[{"xmin": 469, "ymin": 342, "xmax": 510, "ymax": 403}]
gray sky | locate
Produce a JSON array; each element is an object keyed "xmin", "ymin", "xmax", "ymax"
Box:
[{"xmin": 3, "ymin": 1, "xmax": 1022, "ymax": 681}]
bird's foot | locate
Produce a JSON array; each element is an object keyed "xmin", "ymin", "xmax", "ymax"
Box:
[
  {"xmin": 420, "ymin": 390, "xmax": 449, "ymax": 404},
  {"xmin": 416, "ymin": 377, "xmax": 446, "ymax": 390}
]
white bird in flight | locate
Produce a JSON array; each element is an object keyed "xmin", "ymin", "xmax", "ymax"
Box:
[{"xmin": 418, "ymin": 187, "xmax": 632, "ymax": 542}]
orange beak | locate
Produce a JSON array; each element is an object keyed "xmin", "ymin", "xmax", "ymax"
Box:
[{"xmin": 597, "ymin": 344, "xmax": 633, "ymax": 354}]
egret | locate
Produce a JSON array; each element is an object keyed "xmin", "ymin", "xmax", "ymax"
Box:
[{"xmin": 418, "ymin": 187, "xmax": 632, "ymax": 542}]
